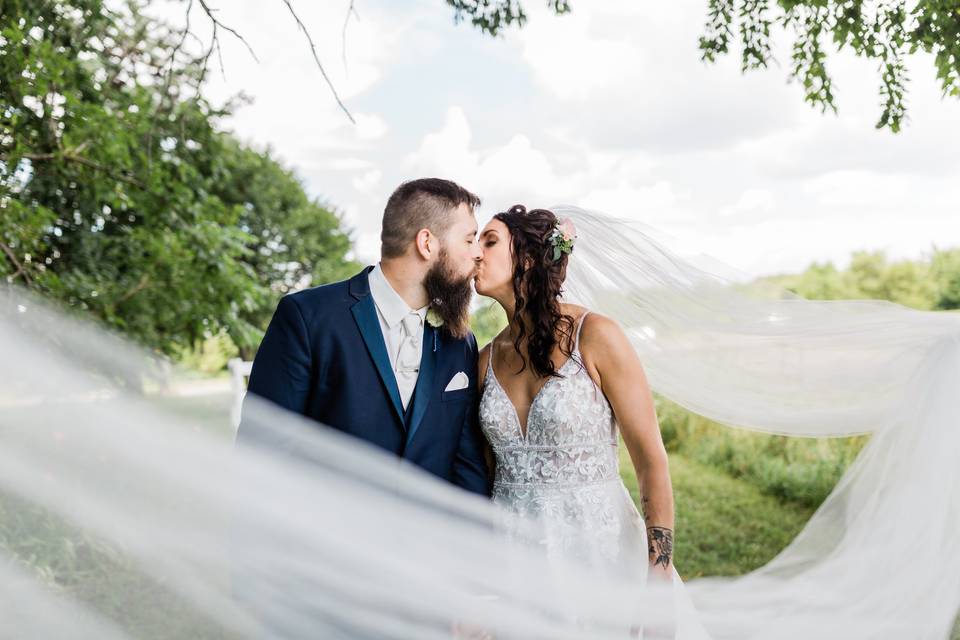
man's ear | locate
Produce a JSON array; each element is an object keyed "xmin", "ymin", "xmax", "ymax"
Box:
[{"xmin": 414, "ymin": 228, "xmax": 434, "ymax": 260}]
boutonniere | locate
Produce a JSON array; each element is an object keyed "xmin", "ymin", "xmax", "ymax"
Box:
[
  {"xmin": 425, "ymin": 307, "xmax": 444, "ymax": 329},
  {"xmin": 425, "ymin": 306, "xmax": 443, "ymax": 352}
]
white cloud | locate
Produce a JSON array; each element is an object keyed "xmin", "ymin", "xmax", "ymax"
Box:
[
  {"xmin": 720, "ymin": 188, "xmax": 777, "ymax": 218},
  {"xmin": 518, "ymin": 8, "xmax": 643, "ymax": 101},
  {"xmin": 353, "ymin": 113, "xmax": 389, "ymax": 140},
  {"xmin": 404, "ymin": 106, "xmax": 687, "ymax": 221},
  {"xmin": 139, "ymin": 0, "xmax": 960, "ymax": 277},
  {"xmin": 803, "ymin": 171, "xmax": 910, "ymax": 208},
  {"xmin": 404, "ymin": 107, "xmax": 574, "ymax": 208},
  {"xmin": 351, "ymin": 168, "xmax": 382, "ymax": 193},
  {"xmin": 512, "ymin": 1, "xmax": 802, "ymax": 153},
  {"xmin": 580, "ymin": 181, "xmax": 681, "ymax": 219}
]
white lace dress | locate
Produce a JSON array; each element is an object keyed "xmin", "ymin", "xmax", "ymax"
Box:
[{"xmin": 479, "ymin": 312, "xmax": 648, "ymax": 574}]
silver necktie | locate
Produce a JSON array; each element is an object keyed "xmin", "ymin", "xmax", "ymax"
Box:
[{"xmin": 397, "ymin": 312, "xmax": 422, "ymax": 375}]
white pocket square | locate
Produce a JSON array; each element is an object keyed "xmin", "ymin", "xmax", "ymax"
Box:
[{"xmin": 444, "ymin": 371, "xmax": 470, "ymax": 392}]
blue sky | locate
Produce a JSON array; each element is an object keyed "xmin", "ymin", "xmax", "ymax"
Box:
[{"xmin": 151, "ymin": 0, "xmax": 960, "ymax": 277}]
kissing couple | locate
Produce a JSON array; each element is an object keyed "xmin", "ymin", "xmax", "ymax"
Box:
[{"xmin": 239, "ymin": 177, "xmax": 677, "ymax": 597}]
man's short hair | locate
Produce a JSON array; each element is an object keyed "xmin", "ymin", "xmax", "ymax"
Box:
[{"xmin": 381, "ymin": 178, "xmax": 481, "ymax": 258}]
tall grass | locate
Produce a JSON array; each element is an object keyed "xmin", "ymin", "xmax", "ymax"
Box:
[{"xmin": 654, "ymin": 396, "xmax": 869, "ymax": 509}]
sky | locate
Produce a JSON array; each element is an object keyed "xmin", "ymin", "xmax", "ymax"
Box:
[{"xmin": 149, "ymin": 0, "xmax": 960, "ymax": 277}]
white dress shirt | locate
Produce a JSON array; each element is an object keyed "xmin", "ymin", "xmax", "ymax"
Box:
[{"xmin": 367, "ymin": 263, "xmax": 428, "ymax": 411}]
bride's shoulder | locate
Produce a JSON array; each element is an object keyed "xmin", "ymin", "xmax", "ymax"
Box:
[{"xmin": 575, "ymin": 310, "xmax": 631, "ymax": 356}]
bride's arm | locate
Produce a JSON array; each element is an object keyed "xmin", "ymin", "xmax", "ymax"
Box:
[{"xmin": 580, "ymin": 313, "xmax": 675, "ymax": 579}]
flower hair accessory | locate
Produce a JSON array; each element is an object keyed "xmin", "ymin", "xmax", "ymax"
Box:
[{"xmin": 548, "ymin": 218, "xmax": 577, "ymax": 262}]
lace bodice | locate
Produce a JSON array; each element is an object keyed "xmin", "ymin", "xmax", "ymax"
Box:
[
  {"xmin": 479, "ymin": 312, "xmax": 645, "ymax": 569},
  {"xmin": 480, "ymin": 311, "xmax": 620, "ymax": 489}
]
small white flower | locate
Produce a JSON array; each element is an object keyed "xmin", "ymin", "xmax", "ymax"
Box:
[{"xmin": 425, "ymin": 307, "xmax": 444, "ymax": 328}]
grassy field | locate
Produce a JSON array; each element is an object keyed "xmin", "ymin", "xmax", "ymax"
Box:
[{"xmin": 617, "ymin": 443, "xmax": 817, "ymax": 580}]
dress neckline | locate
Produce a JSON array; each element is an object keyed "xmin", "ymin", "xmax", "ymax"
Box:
[{"xmin": 487, "ymin": 312, "xmax": 590, "ymax": 441}]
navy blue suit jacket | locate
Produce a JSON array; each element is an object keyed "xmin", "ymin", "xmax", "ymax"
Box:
[{"xmin": 237, "ymin": 266, "xmax": 491, "ymax": 497}]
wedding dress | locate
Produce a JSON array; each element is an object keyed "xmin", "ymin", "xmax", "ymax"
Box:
[
  {"xmin": 480, "ymin": 310, "xmax": 707, "ymax": 637},
  {"xmin": 480, "ymin": 311, "xmax": 649, "ymax": 571}
]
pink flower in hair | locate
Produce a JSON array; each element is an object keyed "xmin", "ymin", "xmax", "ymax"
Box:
[{"xmin": 548, "ymin": 218, "xmax": 577, "ymax": 262}]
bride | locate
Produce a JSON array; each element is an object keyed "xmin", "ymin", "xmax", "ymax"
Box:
[{"xmin": 474, "ymin": 205, "xmax": 677, "ymax": 588}]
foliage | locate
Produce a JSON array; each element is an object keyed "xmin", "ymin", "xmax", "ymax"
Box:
[
  {"xmin": 441, "ymin": 0, "xmax": 960, "ymax": 132},
  {"xmin": 445, "ymin": 0, "xmax": 571, "ymax": 36},
  {"xmin": 759, "ymin": 247, "xmax": 960, "ymax": 311},
  {"xmin": 208, "ymin": 138, "xmax": 360, "ymax": 356},
  {"xmin": 654, "ymin": 396, "xmax": 869, "ymax": 508},
  {"xmin": 470, "ymin": 300, "xmax": 508, "ymax": 347},
  {"xmin": 699, "ymin": 0, "xmax": 960, "ymax": 132},
  {"xmin": 1, "ymin": 1, "xmax": 356, "ymax": 356},
  {"xmin": 930, "ymin": 247, "xmax": 960, "ymax": 310}
]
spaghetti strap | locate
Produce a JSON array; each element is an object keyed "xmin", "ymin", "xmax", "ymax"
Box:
[
  {"xmin": 573, "ymin": 311, "xmax": 590, "ymax": 352},
  {"xmin": 486, "ymin": 338, "xmax": 495, "ymax": 377}
]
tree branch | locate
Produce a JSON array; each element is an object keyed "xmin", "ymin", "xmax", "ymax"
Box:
[
  {"xmin": 196, "ymin": 0, "xmax": 259, "ymax": 63},
  {"xmin": 281, "ymin": 0, "xmax": 355, "ymax": 123},
  {"xmin": 117, "ymin": 273, "xmax": 151, "ymax": 304},
  {"xmin": 187, "ymin": 1, "xmax": 355, "ymax": 123},
  {"xmin": 0, "ymin": 241, "xmax": 32, "ymax": 286},
  {"xmin": 342, "ymin": 0, "xmax": 359, "ymax": 72},
  {"xmin": 22, "ymin": 152, "xmax": 146, "ymax": 189}
]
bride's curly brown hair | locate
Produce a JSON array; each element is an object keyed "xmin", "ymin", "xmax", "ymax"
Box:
[{"xmin": 493, "ymin": 204, "xmax": 578, "ymax": 379}]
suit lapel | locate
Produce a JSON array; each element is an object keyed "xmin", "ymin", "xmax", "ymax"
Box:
[
  {"xmin": 405, "ymin": 324, "xmax": 437, "ymax": 446},
  {"xmin": 349, "ymin": 269, "xmax": 405, "ymax": 426}
]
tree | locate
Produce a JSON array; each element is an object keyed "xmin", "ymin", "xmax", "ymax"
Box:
[
  {"xmin": 1, "ymin": 1, "xmax": 357, "ymax": 356},
  {"xmin": 470, "ymin": 300, "xmax": 507, "ymax": 348},
  {"xmin": 759, "ymin": 248, "xmax": 959, "ymax": 311},
  {"xmin": 930, "ymin": 247, "xmax": 960, "ymax": 310},
  {"xmin": 445, "ymin": 0, "xmax": 571, "ymax": 35},
  {"xmin": 432, "ymin": 1, "xmax": 960, "ymax": 133},
  {"xmin": 210, "ymin": 138, "xmax": 360, "ymax": 357}
]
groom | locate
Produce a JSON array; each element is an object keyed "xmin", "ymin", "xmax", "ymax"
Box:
[{"xmin": 237, "ymin": 178, "xmax": 491, "ymax": 497}]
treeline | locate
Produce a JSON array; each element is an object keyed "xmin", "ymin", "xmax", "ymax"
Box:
[
  {"xmin": 761, "ymin": 249, "xmax": 960, "ymax": 311},
  {"xmin": 1, "ymin": 1, "xmax": 358, "ymax": 358}
]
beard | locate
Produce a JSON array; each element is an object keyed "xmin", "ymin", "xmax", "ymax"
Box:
[{"xmin": 423, "ymin": 247, "xmax": 475, "ymax": 340}]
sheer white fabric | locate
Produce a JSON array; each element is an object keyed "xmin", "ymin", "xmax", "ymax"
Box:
[
  {"xmin": 1, "ymin": 204, "xmax": 958, "ymax": 638},
  {"xmin": 555, "ymin": 205, "xmax": 960, "ymax": 639}
]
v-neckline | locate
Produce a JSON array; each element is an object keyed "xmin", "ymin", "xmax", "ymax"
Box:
[{"xmin": 488, "ymin": 351, "xmax": 577, "ymax": 442}]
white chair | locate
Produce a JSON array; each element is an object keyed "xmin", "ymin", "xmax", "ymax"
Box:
[{"xmin": 227, "ymin": 358, "xmax": 253, "ymax": 431}]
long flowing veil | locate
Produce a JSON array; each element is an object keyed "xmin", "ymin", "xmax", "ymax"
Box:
[
  {"xmin": 556, "ymin": 205, "xmax": 960, "ymax": 639},
  {"xmin": 1, "ymin": 206, "xmax": 958, "ymax": 638}
]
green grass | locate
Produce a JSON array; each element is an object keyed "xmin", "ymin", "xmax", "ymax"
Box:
[
  {"xmin": 618, "ymin": 444, "xmax": 816, "ymax": 580},
  {"xmin": 655, "ymin": 396, "xmax": 869, "ymax": 509},
  {"xmin": 151, "ymin": 392, "xmax": 234, "ymax": 437}
]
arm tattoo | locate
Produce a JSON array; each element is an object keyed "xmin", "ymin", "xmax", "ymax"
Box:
[
  {"xmin": 641, "ymin": 495, "xmax": 650, "ymax": 519},
  {"xmin": 647, "ymin": 526, "xmax": 673, "ymax": 569}
]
